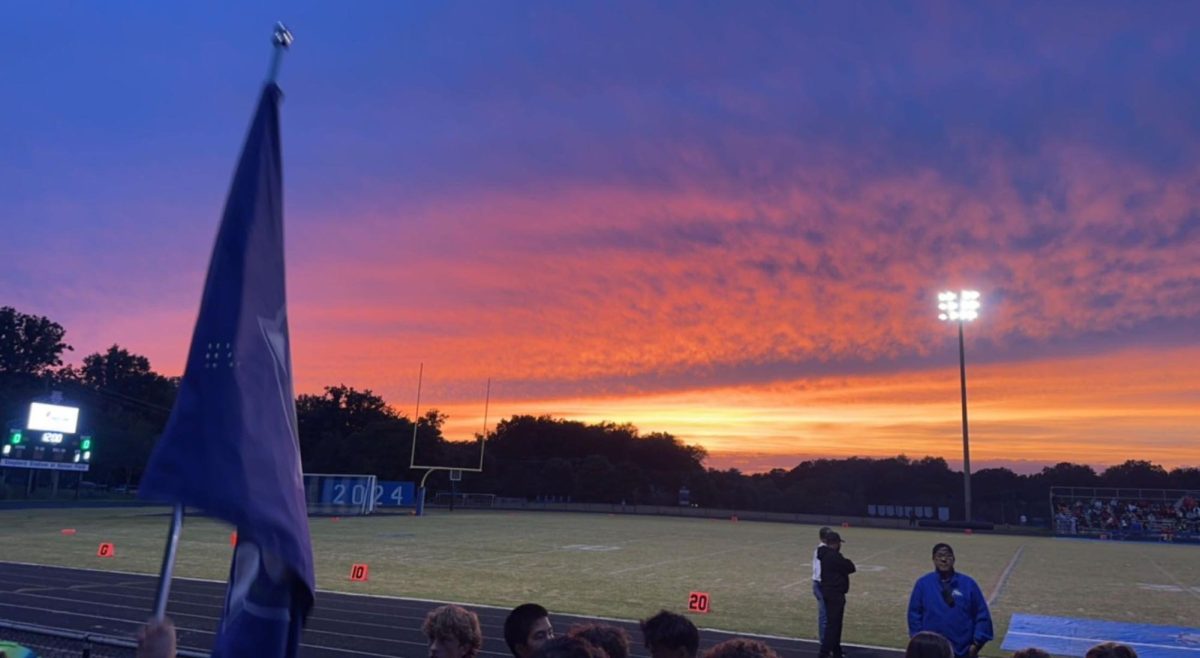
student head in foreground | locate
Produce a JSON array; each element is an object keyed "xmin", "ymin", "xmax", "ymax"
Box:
[
  {"xmin": 569, "ymin": 623, "xmax": 631, "ymax": 658},
  {"xmin": 506, "ymin": 603, "xmax": 555, "ymax": 658},
  {"xmin": 423, "ymin": 604, "xmax": 483, "ymax": 658},
  {"xmin": 905, "ymin": 631, "xmax": 953, "ymax": 658},
  {"xmin": 531, "ymin": 636, "xmax": 608, "ymax": 658},
  {"xmin": 641, "ymin": 609, "xmax": 700, "ymax": 658},
  {"xmin": 702, "ymin": 638, "xmax": 780, "ymax": 658},
  {"xmin": 1087, "ymin": 643, "xmax": 1137, "ymax": 658}
]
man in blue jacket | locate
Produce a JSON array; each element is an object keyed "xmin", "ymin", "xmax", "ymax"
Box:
[{"xmin": 907, "ymin": 543, "xmax": 993, "ymax": 658}]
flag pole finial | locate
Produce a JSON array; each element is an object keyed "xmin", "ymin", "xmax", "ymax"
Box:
[{"xmin": 267, "ymin": 22, "xmax": 293, "ymax": 84}]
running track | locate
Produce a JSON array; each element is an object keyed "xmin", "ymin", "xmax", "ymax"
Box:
[{"xmin": 0, "ymin": 562, "xmax": 904, "ymax": 658}]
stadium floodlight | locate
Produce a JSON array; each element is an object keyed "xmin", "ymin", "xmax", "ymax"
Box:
[{"xmin": 937, "ymin": 290, "xmax": 981, "ymax": 523}]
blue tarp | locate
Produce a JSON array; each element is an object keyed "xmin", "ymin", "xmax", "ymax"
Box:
[{"xmin": 1003, "ymin": 614, "xmax": 1200, "ymax": 658}]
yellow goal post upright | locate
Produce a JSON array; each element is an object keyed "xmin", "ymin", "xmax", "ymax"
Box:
[{"xmin": 408, "ymin": 363, "xmax": 489, "ymax": 516}]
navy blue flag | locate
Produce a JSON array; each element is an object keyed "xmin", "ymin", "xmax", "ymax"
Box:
[{"xmin": 139, "ymin": 83, "xmax": 314, "ymax": 657}]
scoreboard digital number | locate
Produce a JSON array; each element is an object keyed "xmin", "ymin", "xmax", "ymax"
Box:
[{"xmin": 3, "ymin": 429, "xmax": 93, "ymax": 471}]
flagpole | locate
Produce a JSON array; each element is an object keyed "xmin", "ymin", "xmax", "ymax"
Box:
[
  {"xmin": 149, "ymin": 23, "xmax": 294, "ymax": 624},
  {"xmin": 151, "ymin": 504, "xmax": 184, "ymax": 620},
  {"xmin": 268, "ymin": 22, "xmax": 294, "ymax": 84}
]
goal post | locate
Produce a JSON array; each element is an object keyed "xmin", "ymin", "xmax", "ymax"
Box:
[
  {"xmin": 303, "ymin": 473, "xmax": 378, "ymax": 516},
  {"xmin": 408, "ymin": 367, "xmax": 490, "ymax": 516}
]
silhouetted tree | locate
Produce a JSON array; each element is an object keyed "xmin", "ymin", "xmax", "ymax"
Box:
[{"xmin": 0, "ymin": 307, "xmax": 72, "ymax": 377}]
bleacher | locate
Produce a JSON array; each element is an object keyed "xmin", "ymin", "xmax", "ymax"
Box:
[{"xmin": 1050, "ymin": 486, "xmax": 1200, "ymax": 541}]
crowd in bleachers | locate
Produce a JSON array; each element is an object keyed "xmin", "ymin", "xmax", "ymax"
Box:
[{"xmin": 1053, "ymin": 494, "xmax": 1200, "ymax": 538}]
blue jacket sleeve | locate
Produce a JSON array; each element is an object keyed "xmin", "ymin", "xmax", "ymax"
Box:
[
  {"xmin": 971, "ymin": 578, "xmax": 994, "ymax": 645},
  {"xmin": 907, "ymin": 578, "xmax": 924, "ymax": 637}
]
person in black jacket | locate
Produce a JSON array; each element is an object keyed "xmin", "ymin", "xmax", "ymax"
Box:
[{"xmin": 818, "ymin": 531, "xmax": 856, "ymax": 658}]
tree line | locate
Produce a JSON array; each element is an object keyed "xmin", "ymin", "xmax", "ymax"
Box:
[{"xmin": 2, "ymin": 306, "xmax": 1197, "ymax": 522}]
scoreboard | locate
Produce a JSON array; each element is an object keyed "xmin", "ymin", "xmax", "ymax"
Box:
[
  {"xmin": 2, "ymin": 429, "xmax": 92, "ymax": 471},
  {"xmin": 2, "ymin": 402, "xmax": 92, "ymax": 472}
]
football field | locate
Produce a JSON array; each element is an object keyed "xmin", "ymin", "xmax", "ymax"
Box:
[{"xmin": 1, "ymin": 507, "xmax": 1197, "ymax": 653}]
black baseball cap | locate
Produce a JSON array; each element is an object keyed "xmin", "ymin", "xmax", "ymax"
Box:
[{"xmin": 825, "ymin": 531, "xmax": 845, "ymax": 543}]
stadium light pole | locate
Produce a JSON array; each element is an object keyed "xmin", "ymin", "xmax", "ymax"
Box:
[{"xmin": 938, "ymin": 290, "xmax": 980, "ymax": 523}]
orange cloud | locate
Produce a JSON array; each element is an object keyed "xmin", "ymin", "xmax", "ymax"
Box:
[{"xmin": 424, "ymin": 345, "xmax": 1200, "ymax": 472}]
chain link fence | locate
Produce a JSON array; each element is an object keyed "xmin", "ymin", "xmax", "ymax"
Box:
[{"xmin": 0, "ymin": 619, "xmax": 207, "ymax": 658}]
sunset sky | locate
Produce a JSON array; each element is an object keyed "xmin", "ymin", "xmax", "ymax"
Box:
[{"xmin": 3, "ymin": 3, "xmax": 1197, "ymax": 473}]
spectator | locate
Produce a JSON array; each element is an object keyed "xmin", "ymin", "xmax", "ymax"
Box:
[
  {"xmin": 703, "ymin": 638, "xmax": 780, "ymax": 658},
  {"xmin": 641, "ymin": 609, "xmax": 700, "ymax": 658},
  {"xmin": 136, "ymin": 617, "xmax": 177, "ymax": 658},
  {"xmin": 532, "ymin": 636, "xmax": 607, "ymax": 658},
  {"xmin": 569, "ymin": 623, "xmax": 630, "ymax": 658},
  {"xmin": 1087, "ymin": 643, "xmax": 1138, "ymax": 658},
  {"xmin": 423, "ymin": 604, "xmax": 483, "ymax": 658},
  {"xmin": 905, "ymin": 631, "xmax": 953, "ymax": 658},
  {"xmin": 1013, "ymin": 649, "xmax": 1051, "ymax": 658},
  {"xmin": 812, "ymin": 526, "xmax": 831, "ymax": 644},
  {"xmin": 506, "ymin": 603, "xmax": 555, "ymax": 658},
  {"xmin": 907, "ymin": 543, "xmax": 993, "ymax": 658},
  {"xmin": 818, "ymin": 531, "xmax": 856, "ymax": 658}
]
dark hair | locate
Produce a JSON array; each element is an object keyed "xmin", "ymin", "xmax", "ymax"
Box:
[
  {"xmin": 641, "ymin": 610, "xmax": 700, "ymax": 657},
  {"xmin": 423, "ymin": 605, "xmax": 483, "ymax": 658},
  {"xmin": 532, "ymin": 636, "xmax": 607, "ymax": 658},
  {"xmin": 931, "ymin": 543, "xmax": 954, "ymax": 557},
  {"xmin": 702, "ymin": 639, "xmax": 780, "ymax": 658},
  {"xmin": 569, "ymin": 624, "xmax": 630, "ymax": 658},
  {"xmin": 1013, "ymin": 649, "xmax": 1051, "ymax": 658},
  {"xmin": 819, "ymin": 526, "xmax": 832, "ymax": 540},
  {"xmin": 905, "ymin": 632, "xmax": 953, "ymax": 658},
  {"xmin": 1086, "ymin": 643, "xmax": 1138, "ymax": 658},
  {"xmin": 505, "ymin": 603, "xmax": 550, "ymax": 657}
]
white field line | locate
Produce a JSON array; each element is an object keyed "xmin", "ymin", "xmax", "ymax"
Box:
[
  {"xmin": 781, "ymin": 543, "xmax": 902, "ymax": 590},
  {"xmin": 1006, "ymin": 630, "xmax": 1200, "ymax": 653},
  {"xmin": 1150, "ymin": 558, "xmax": 1200, "ymax": 603},
  {"xmin": 607, "ymin": 539, "xmax": 794, "ymax": 576},
  {"xmin": 13, "ymin": 580, "xmax": 151, "ymax": 594},
  {"xmin": 987, "ymin": 544, "xmax": 1025, "ymax": 606}
]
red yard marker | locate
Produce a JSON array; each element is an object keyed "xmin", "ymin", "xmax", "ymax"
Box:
[
  {"xmin": 687, "ymin": 591, "xmax": 711, "ymax": 614},
  {"xmin": 230, "ymin": 531, "xmax": 238, "ymax": 547},
  {"xmin": 61, "ymin": 529, "xmax": 76, "ymax": 536},
  {"xmin": 730, "ymin": 515, "xmax": 738, "ymax": 522},
  {"xmin": 331, "ymin": 516, "xmax": 340, "ymax": 522},
  {"xmin": 964, "ymin": 528, "xmax": 973, "ymax": 535},
  {"xmin": 97, "ymin": 543, "xmax": 115, "ymax": 558},
  {"xmin": 841, "ymin": 522, "xmax": 850, "ymax": 528},
  {"xmin": 349, "ymin": 564, "xmax": 369, "ymax": 582}
]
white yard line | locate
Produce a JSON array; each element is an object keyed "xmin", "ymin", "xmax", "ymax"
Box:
[
  {"xmin": 987, "ymin": 544, "xmax": 1025, "ymax": 606},
  {"xmin": 607, "ymin": 539, "xmax": 793, "ymax": 576},
  {"xmin": 1150, "ymin": 558, "xmax": 1200, "ymax": 603},
  {"xmin": 1006, "ymin": 630, "xmax": 1200, "ymax": 653}
]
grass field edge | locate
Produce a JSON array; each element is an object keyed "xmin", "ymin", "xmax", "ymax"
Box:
[{"xmin": 0, "ymin": 560, "xmax": 908, "ymax": 652}]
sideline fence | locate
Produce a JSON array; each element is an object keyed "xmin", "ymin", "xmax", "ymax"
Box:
[{"xmin": 0, "ymin": 619, "xmax": 208, "ymax": 658}]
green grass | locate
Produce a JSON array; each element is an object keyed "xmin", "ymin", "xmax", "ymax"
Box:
[{"xmin": 1, "ymin": 508, "xmax": 1197, "ymax": 653}]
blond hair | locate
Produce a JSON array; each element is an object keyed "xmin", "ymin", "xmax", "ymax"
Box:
[{"xmin": 423, "ymin": 605, "xmax": 483, "ymax": 658}]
